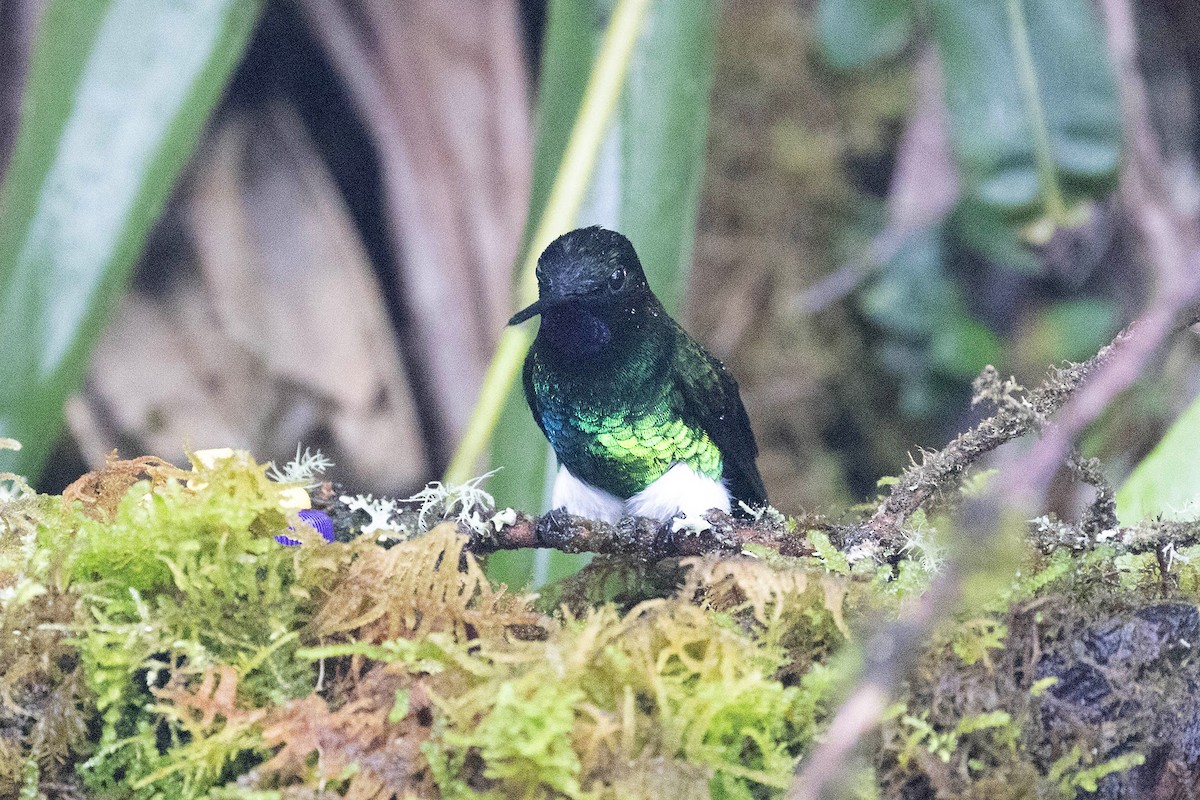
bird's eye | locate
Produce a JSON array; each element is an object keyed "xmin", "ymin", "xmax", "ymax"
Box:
[{"xmin": 608, "ymin": 267, "xmax": 626, "ymax": 292}]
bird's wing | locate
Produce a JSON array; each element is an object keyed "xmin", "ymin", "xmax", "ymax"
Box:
[
  {"xmin": 522, "ymin": 353, "xmax": 550, "ymax": 441},
  {"xmin": 675, "ymin": 333, "xmax": 767, "ymax": 509}
]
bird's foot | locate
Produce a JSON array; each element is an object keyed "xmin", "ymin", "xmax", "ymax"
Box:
[{"xmin": 670, "ymin": 510, "xmax": 714, "ymax": 535}]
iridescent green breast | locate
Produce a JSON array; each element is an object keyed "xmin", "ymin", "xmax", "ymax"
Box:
[
  {"xmin": 522, "ymin": 298, "xmax": 733, "ymax": 500},
  {"xmin": 538, "ymin": 383, "xmax": 723, "ymax": 499}
]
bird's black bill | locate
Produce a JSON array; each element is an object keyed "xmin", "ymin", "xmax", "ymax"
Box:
[
  {"xmin": 509, "ymin": 292, "xmax": 587, "ymax": 325},
  {"xmin": 508, "ymin": 299, "xmax": 545, "ymax": 326},
  {"xmin": 509, "ymin": 294, "xmax": 575, "ymax": 325}
]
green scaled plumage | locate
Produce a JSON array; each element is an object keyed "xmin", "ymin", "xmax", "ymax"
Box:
[{"xmin": 510, "ymin": 226, "xmax": 766, "ymax": 516}]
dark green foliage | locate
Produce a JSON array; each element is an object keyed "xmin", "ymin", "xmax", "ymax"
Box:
[
  {"xmin": 817, "ymin": 0, "xmax": 914, "ymax": 70},
  {"xmin": 930, "ymin": 0, "xmax": 1121, "ymax": 263},
  {"xmin": 819, "ymin": 0, "xmax": 1121, "ymax": 267}
]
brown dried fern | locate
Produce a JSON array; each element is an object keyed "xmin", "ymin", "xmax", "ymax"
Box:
[
  {"xmin": 61, "ymin": 451, "xmax": 187, "ymax": 520},
  {"xmin": 260, "ymin": 670, "xmax": 437, "ymax": 799},
  {"xmin": 311, "ymin": 522, "xmax": 543, "ymax": 644},
  {"xmin": 681, "ymin": 556, "xmax": 849, "ymax": 635}
]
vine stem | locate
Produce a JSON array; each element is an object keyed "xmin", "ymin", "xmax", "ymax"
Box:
[
  {"xmin": 444, "ymin": 0, "xmax": 652, "ymax": 484},
  {"xmin": 1005, "ymin": 0, "xmax": 1071, "ymax": 226}
]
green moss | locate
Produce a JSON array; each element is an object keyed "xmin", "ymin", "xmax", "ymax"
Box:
[
  {"xmin": 8, "ymin": 451, "xmax": 327, "ymax": 799},
  {"xmin": 416, "ymin": 601, "xmax": 826, "ymax": 799},
  {"xmin": 437, "ymin": 679, "xmax": 585, "ymax": 799},
  {"xmin": 0, "ymin": 447, "xmax": 1192, "ymax": 798}
]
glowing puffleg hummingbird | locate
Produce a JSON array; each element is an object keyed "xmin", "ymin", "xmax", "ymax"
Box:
[{"xmin": 509, "ymin": 226, "xmax": 767, "ymax": 523}]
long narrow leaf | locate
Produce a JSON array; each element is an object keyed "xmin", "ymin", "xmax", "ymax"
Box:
[
  {"xmin": 483, "ymin": 0, "xmax": 717, "ymax": 587},
  {"xmin": 442, "ymin": 0, "xmax": 652, "ymax": 492},
  {"xmin": 0, "ymin": 0, "xmax": 263, "ymax": 479},
  {"xmin": 487, "ymin": 0, "xmax": 716, "ymax": 514},
  {"xmin": 471, "ymin": 0, "xmax": 604, "ymax": 522}
]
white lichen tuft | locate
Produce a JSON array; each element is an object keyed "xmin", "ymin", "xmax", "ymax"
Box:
[
  {"xmin": 899, "ymin": 514, "xmax": 946, "ymax": 574},
  {"xmin": 845, "ymin": 539, "xmax": 884, "ymax": 565},
  {"xmin": 340, "ymin": 494, "xmax": 401, "ymax": 537},
  {"xmin": 0, "ymin": 440, "xmax": 26, "ymax": 510},
  {"xmin": 0, "ymin": 479, "xmax": 27, "ymax": 505},
  {"xmin": 404, "ymin": 469, "xmax": 500, "ymax": 536},
  {"xmin": 1031, "ymin": 514, "xmax": 1093, "ymax": 549},
  {"xmin": 1162, "ymin": 540, "xmax": 1191, "ymax": 572},
  {"xmin": 489, "ymin": 507, "xmax": 517, "ymax": 531},
  {"xmin": 267, "ymin": 445, "xmax": 334, "ymax": 487},
  {"xmin": 0, "ymin": 471, "xmax": 35, "ymax": 540}
]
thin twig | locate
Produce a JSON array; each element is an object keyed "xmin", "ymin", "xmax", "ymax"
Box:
[
  {"xmin": 795, "ymin": 51, "xmax": 957, "ymax": 316},
  {"xmin": 1005, "ymin": 0, "xmax": 1200, "ymax": 503},
  {"xmin": 793, "ymin": 227, "xmax": 914, "ymax": 315},
  {"xmin": 859, "ymin": 330, "xmax": 1132, "ymax": 549},
  {"xmin": 1028, "ymin": 517, "xmax": 1200, "ymax": 555},
  {"xmin": 783, "ymin": 579, "xmax": 958, "ymax": 800}
]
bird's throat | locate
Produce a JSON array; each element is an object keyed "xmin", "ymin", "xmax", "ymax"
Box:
[{"xmin": 540, "ymin": 303, "xmax": 613, "ymax": 357}]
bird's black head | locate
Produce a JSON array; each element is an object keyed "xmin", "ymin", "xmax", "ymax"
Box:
[{"xmin": 508, "ymin": 226, "xmax": 653, "ymax": 326}]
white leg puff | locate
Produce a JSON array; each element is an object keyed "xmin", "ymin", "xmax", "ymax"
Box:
[
  {"xmin": 552, "ymin": 466, "xmax": 625, "ymax": 524},
  {"xmin": 625, "ymin": 463, "xmax": 731, "ymax": 521}
]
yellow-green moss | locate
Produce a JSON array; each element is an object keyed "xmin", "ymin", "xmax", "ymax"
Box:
[{"xmin": 0, "ymin": 450, "xmax": 1185, "ymax": 798}]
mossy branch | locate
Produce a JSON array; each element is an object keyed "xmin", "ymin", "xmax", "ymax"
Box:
[
  {"xmin": 465, "ymin": 509, "xmax": 812, "ymax": 562},
  {"xmin": 859, "ymin": 326, "xmax": 1135, "ymax": 551},
  {"xmin": 465, "ymin": 508, "xmax": 1200, "ymax": 565},
  {"xmin": 437, "ymin": 309, "xmax": 1192, "ymax": 564}
]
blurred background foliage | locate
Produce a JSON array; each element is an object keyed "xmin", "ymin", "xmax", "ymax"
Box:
[{"xmin": 2, "ymin": 0, "xmax": 1200, "ymax": 580}]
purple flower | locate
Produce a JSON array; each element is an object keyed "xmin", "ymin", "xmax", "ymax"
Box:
[{"xmin": 275, "ymin": 509, "xmax": 336, "ymax": 546}]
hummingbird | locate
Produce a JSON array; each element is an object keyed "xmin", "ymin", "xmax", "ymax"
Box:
[{"xmin": 508, "ymin": 226, "xmax": 767, "ymax": 524}]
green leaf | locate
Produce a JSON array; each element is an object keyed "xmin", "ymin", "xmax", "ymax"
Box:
[
  {"xmin": 928, "ymin": 318, "xmax": 1002, "ymax": 379},
  {"xmin": 485, "ymin": 0, "xmax": 717, "ymax": 587},
  {"xmin": 858, "ymin": 226, "xmax": 956, "ymax": 341},
  {"xmin": 816, "ymin": 0, "xmax": 914, "ymax": 70},
  {"xmin": 1116, "ymin": 395, "xmax": 1200, "ymax": 524},
  {"xmin": 485, "ymin": 0, "xmax": 598, "ymax": 527},
  {"xmin": 0, "ymin": 0, "xmax": 263, "ymax": 480},
  {"xmin": 614, "ymin": 0, "xmax": 714, "ymax": 315},
  {"xmin": 389, "ymin": 688, "xmax": 411, "ymax": 723},
  {"xmin": 930, "ymin": 0, "xmax": 1121, "ymax": 265},
  {"xmin": 1017, "ymin": 298, "xmax": 1119, "ymax": 367}
]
